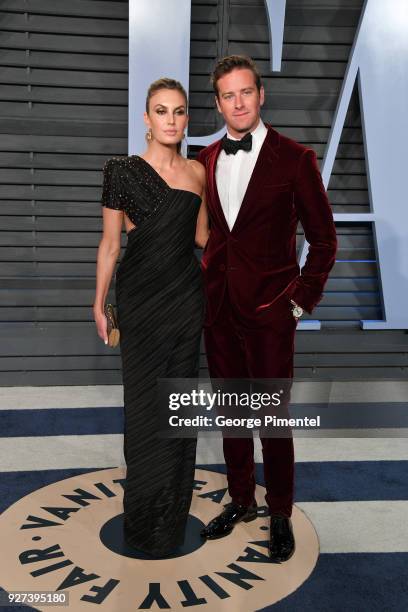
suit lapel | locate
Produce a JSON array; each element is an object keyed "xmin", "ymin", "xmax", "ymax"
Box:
[
  {"xmin": 231, "ymin": 124, "xmax": 280, "ymax": 234},
  {"xmin": 206, "ymin": 124, "xmax": 281, "ymax": 235},
  {"xmin": 207, "ymin": 139, "xmax": 230, "ymax": 234}
]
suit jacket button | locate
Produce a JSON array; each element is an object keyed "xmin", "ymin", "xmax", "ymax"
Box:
[{"xmin": 219, "ymin": 264, "xmax": 226, "ymax": 271}]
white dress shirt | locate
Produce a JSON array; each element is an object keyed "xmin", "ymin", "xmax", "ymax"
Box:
[{"xmin": 216, "ymin": 118, "xmax": 268, "ymax": 230}]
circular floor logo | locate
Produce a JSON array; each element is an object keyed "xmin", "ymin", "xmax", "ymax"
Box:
[{"xmin": 0, "ymin": 468, "xmax": 319, "ymax": 610}]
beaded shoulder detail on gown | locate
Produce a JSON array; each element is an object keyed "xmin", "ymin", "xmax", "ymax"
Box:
[{"xmin": 100, "ymin": 155, "xmax": 172, "ymax": 229}]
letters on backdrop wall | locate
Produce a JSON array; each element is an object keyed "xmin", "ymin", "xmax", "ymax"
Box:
[{"xmin": 129, "ymin": 0, "xmax": 408, "ymax": 330}]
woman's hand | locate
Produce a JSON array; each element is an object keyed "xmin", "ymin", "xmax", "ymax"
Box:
[
  {"xmin": 195, "ymin": 229, "xmax": 210, "ymax": 249},
  {"xmin": 94, "ymin": 206, "xmax": 122, "ymax": 346},
  {"xmin": 93, "ymin": 306, "xmax": 108, "ymax": 345}
]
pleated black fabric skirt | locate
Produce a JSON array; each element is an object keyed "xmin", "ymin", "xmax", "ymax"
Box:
[{"xmin": 115, "ymin": 188, "xmax": 204, "ymax": 556}]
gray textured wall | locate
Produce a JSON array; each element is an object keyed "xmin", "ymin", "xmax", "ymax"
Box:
[{"xmin": 0, "ymin": 0, "xmax": 406, "ymax": 385}]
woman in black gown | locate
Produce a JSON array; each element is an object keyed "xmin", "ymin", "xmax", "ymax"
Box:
[{"xmin": 93, "ymin": 78, "xmax": 209, "ymax": 556}]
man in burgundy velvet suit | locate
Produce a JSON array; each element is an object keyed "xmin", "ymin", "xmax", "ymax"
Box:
[{"xmin": 197, "ymin": 55, "xmax": 337, "ymax": 562}]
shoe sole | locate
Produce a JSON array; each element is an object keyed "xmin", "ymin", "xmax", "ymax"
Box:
[{"xmin": 201, "ymin": 511, "xmax": 258, "ymax": 540}]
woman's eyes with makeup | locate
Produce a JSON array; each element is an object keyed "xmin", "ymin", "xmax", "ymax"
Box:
[{"xmin": 156, "ymin": 109, "xmax": 185, "ymax": 115}]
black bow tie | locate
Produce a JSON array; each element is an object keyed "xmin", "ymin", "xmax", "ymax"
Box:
[{"xmin": 221, "ymin": 132, "xmax": 253, "ymax": 155}]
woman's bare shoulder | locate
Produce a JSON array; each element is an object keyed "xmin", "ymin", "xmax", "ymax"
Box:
[{"xmin": 187, "ymin": 158, "xmax": 206, "ymax": 181}]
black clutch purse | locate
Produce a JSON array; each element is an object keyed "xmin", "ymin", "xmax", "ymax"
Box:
[{"xmin": 104, "ymin": 303, "xmax": 120, "ymax": 347}]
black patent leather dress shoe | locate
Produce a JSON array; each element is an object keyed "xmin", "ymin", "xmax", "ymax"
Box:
[
  {"xmin": 200, "ymin": 502, "xmax": 258, "ymax": 540},
  {"xmin": 269, "ymin": 516, "xmax": 295, "ymax": 562}
]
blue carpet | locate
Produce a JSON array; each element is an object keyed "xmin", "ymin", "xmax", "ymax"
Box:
[
  {"xmin": 197, "ymin": 461, "xmax": 408, "ymax": 501},
  {"xmin": 0, "ymin": 407, "xmax": 124, "ymax": 437},
  {"xmin": 0, "ymin": 596, "xmax": 34, "ymax": 612},
  {"xmin": 1, "ymin": 554, "xmax": 406, "ymax": 611},
  {"xmin": 2, "ymin": 402, "xmax": 406, "ymax": 438},
  {"xmin": 1, "ymin": 459, "xmax": 407, "ymax": 518},
  {"xmin": 259, "ymin": 553, "xmax": 408, "ymax": 612},
  {"xmin": 0, "ymin": 467, "xmax": 109, "ymax": 514},
  {"xmin": 1, "ymin": 463, "xmax": 407, "ymax": 610}
]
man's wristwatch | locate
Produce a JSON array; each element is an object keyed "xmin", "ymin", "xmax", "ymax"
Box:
[{"xmin": 290, "ymin": 299, "xmax": 303, "ymax": 320}]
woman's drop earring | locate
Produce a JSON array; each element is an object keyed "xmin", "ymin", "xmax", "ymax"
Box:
[{"xmin": 146, "ymin": 128, "xmax": 153, "ymax": 141}]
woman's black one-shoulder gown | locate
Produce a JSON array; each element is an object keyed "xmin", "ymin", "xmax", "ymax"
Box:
[{"xmin": 101, "ymin": 155, "xmax": 204, "ymax": 556}]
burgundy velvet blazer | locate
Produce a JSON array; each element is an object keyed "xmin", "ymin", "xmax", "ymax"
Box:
[{"xmin": 197, "ymin": 124, "xmax": 338, "ymax": 326}]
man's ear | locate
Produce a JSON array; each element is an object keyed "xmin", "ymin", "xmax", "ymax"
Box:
[
  {"xmin": 215, "ymin": 95, "xmax": 222, "ymax": 114},
  {"xmin": 259, "ymin": 85, "xmax": 265, "ymax": 107}
]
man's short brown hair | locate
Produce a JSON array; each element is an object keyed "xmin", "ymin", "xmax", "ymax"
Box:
[{"xmin": 211, "ymin": 55, "xmax": 262, "ymax": 98}]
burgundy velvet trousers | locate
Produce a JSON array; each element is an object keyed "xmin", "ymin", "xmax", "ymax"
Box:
[{"xmin": 204, "ymin": 288, "xmax": 296, "ymax": 517}]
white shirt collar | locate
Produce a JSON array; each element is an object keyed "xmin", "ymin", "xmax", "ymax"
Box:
[{"xmin": 226, "ymin": 118, "xmax": 267, "ymax": 147}]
